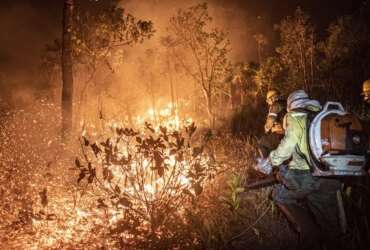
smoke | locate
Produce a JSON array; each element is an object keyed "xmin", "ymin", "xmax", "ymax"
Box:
[
  {"xmin": 121, "ymin": 0, "xmax": 263, "ymax": 62},
  {"xmin": 0, "ymin": 1, "xmax": 61, "ymax": 104},
  {"xmin": 0, "ymin": 0, "xmax": 360, "ymax": 108}
]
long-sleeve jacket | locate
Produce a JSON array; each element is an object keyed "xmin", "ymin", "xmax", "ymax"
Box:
[
  {"xmin": 269, "ymin": 104, "xmax": 321, "ymax": 170},
  {"xmin": 264, "ymin": 100, "xmax": 286, "ymax": 134}
]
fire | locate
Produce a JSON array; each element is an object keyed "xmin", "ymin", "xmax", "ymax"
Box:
[
  {"xmin": 136, "ymin": 102, "xmax": 193, "ymax": 132},
  {"xmin": 16, "ymin": 104, "xmax": 208, "ymax": 249}
]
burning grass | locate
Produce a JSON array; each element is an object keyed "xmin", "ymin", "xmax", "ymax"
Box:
[{"xmin": 0, "ymin": 100, "xmax": 299, "ymax": 249}]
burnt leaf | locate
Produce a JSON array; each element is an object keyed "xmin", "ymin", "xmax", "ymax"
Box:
[
  {"xmin": 193, "ymin": 182, "xmax": 203, "ymax": 196},
  {"xmin": 91, "ymin": 143, "xmax": 102, "ymax": 156},
  {"xmin": 194, "ymin": 163, "xmax": 204, "ymax": 174},
  {"xmin": 159, "ymin": 126, "xmax": 167, "ymax": 135},
  {"xmin": 192, "ymin": 146, "xmax": 203, "ymax": 158},
  {"xmin": 77, "ymin": 169, "xmax": 87, "ymax": 183},
  {"xmin": 136, "ymin": 136, "xmax": 142, "ymax": 144},
  {"xmin": 157, "ymin": 166, "xmax": 164, "ymax": 177},
  {"xmin": 186, "ymin": 122, "xmax": 197, "ymax": 138},
  {"xmin": 118, "ymin": 197, "xmax": 132, "ymax": 207},
  {"xmin": 75, "ymin": 158, "xmax": 82, "ymax": 168},
  {"xmin": 153, "ymin": 150, "xmax": 164, "ymax": 168},
  {"xmin": 88, "ymin": 168, "xmax": 96, "ymax": 183},
  {"xmin": 176, "ymin": 151, "xmax": 184, "ymax": 162},
  {"xmin": 97, "ymin": 198, "xmax": 108, "ymax": 209},
  {"xmin": 46, "ymin": 214, "xmax": 57, "ymax": 220},
  {"xmin": 39, "ymin": 188, "xmax": 48, "ymax": 207},
  {"xmin": 103, "ymin": 168, "xmax": 114, "ymax": 182},
  {"xmin": 183, "ymin": 189, "xmax": 195, "ymax": 199},
  {"xmin": 87, "ymin": 162, "xmax": 92, "ymax": 170},
  {"xmin": 177, "ymin": 137, "xmax": 185, "ymax": 150},
  {"xmin": 82, "ymin": 136, "xmax": 90, "ymax": 146},
  {"xmin": 115, "ymin": 185, "xmax": 121, "ymax": 194},
  {"xmin": 163, "ymin": 134, "xmax": 169, "ymax": 141},
  {"xmin": 145, "ymin": 122, "xmax": 155, "ymax": 133}
]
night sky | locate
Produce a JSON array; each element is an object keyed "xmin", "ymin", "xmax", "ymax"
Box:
[{"xmin": 0, "ymin": 0, "xmax": 366, "ymax": 93}]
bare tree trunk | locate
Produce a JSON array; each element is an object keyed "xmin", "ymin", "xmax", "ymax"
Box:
[
  {"xmin": 310, "ymin": 33, "xmax": 314, "ymax": 90},
  {"xmin": 257, "ymin": 43, "xmax": 261, "ymax": 66},
  {"xmin": 167, "ymin": 54, "xmax": 176, "ymax": 116},
  {"xmin": 203, "ymin": 86, "xmax": 215, "ymax": 129},
  {"xmin": 149, "ymin": 74, "xmax": 157, "ymax": 125},
  {"xmin": 61, "ymin": 0, "xmax": 74, "ymax": 140}
]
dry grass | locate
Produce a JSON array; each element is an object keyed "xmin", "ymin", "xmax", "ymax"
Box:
[{"xmin": 0, "ymin": 101, "xmax": 368, "ymax": 249}]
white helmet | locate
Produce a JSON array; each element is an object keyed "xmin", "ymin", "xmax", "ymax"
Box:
[{"xmin": 287, "ymin": 90, "xmax": 321, "ymax": 111}]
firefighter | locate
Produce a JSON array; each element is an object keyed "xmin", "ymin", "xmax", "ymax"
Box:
[
  {"xmin": 361, "ymin": 79, "xmax": 370, "ymax": 123},
  {"xmin": 257, "ymin": 90, "xmax": 342, "ymax": 250},
  {"xmin": 258, "ymin": 89, "xmax": 286, "ymax": 157},
  {"xmin": 362, "ymin": 79, "xmax": 370, "ymax": 106}
]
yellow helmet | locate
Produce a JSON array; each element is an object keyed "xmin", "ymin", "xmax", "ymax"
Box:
[
  {"xmin": 362, "ymin": 79, "xmax": 370, "ymax": 102},
  {"xmin": 266, "ymin": 89, "xmax": 280, "ymax": 104},
  {"xmin": 363, "ymin": 79, "xmax": 370, "ymax": 94}
]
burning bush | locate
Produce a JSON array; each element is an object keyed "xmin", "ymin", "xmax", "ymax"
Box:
[{"xmin": 75, "ymin": 122, "xmax": 219, "ymax": 249}]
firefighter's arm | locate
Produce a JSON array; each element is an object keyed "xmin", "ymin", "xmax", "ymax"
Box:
[
  {"xmin": 269, "ymin": 114, "xmax": 299, "ymax": 166},
  {"xmin": 264, "ymin": 103, "xmax": 284, "ymax": 133},
  {"xmin": 264, "ymin": 115, "xmax": 277, "ymax": 133}
]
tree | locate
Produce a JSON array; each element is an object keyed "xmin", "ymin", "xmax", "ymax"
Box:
[
  {"xmin": 318, "ymin": 12, "xmax": 370, "ymax": 106},
  {"xmin": 61, "ymin": 0, "xmax": 74, "ymax": 140},
  {"xmin": 275, "ymin": 8, "xmax": 316, "ymax": 92},
  {"xmin": 71, "ymin": 4, "xmax": 154, "ymax": 124},
  {"xmin": 254, "ymin": 57, "xmax": 287, "ymax": 93},
  {"xmin": 253, "ymin": 34, "xmax": 268, "ymax": 66},
  {"xmin": 168, "ymin": 3, "xmax": 230, "ymax": 128},
  {"xmin": 46, "ymin": 2, "xmax": 154, "ymax": 129}
]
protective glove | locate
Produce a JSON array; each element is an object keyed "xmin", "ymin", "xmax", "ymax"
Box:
[{"xmin": 254, "ymin": 157, "xmax": 273, "ymax": 175}]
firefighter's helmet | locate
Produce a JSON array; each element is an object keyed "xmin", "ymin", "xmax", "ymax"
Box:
[
  {"xmin": 362, "ymin": 79, "xmax": 370, "ymax": 102},
  {"xmin": 266, "ymin": 89, "xmax": 280, "ymax": 105},
  {"xmin": 287, "ymin": 90, "xmax": 309, "ymax": 111}
]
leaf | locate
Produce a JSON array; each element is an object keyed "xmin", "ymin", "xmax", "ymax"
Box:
[
  {"xmin": 91, "ymin": 143, "xmax": 102, "ymax": 156},
  {"xmin": 103, "ymin": 168, "xmax": 114, "ymax": 182},
  {"xmin": 77, "ymin": 170, "xmax": 86, "ymax": 183},
  {"xmin": 145, "ymin": 122, "xmax": 155, "ymax": 133},
  {"xmin": 97, "ymin": 198, "xmax": 108, "ymax": 209},
  {"xmin": 194, "ymin": 163, "xmax": 204, "ymax": 174},
  {"xmin": 192, "ymin": 146, "xmax": 203, "ymax": 157},
  {"xmin": 39, "ymin": 188, "xmax": 48, "ymax": 207},
  {"xmin": 87, "ymin": 168, "xmax": 96, "ymax": 183},
  {"xmin": 136, "ymin": 137, "xmax": 142, "ymax": 144},
  {"xmin": 159, "ymin": 126, "xmax": 167, "ymax": 135},
  {"xmin": 157, "ymin": 166, "xmax": 164, "ymax": 177},
  {"xmin": 176, "ymin": 151, "xmax": 184, "ymax": 162},
  {"xmin": 75, "ymin": 158, "xmax": 82, "ymax": 168},
  {"xmin": 46, "ymin": 214, "xmax": 57, "ymax": 221},
  {"xmin": 193, "ymin": 182, "xmax": 203, "ymax": 196},
  {"xmin": 118, "ymin": 197, "xmax": 132, "ymax": 207},
  {"xmin": 114, "ymin": 185, "xmax": 121, "ymax": 194},
  {"xmin": 82, "ymin": 136, "xmax": 90, "ymax": 146},
  {"xmin": 186, "ymin": 122, "xmax": 197, "ymax": 138},
  {"xmin": 153, "ymin": 150, "xmax": 164, "ymax": 168}
]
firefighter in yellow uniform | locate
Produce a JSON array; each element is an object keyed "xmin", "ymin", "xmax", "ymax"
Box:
[
  {"xmin": 256, "ymin": 90, "xmax": 342, "ymax": 250},
  {"xmin": 258, "ymin": 89, "xmax": 286, "ymax": 157}
]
